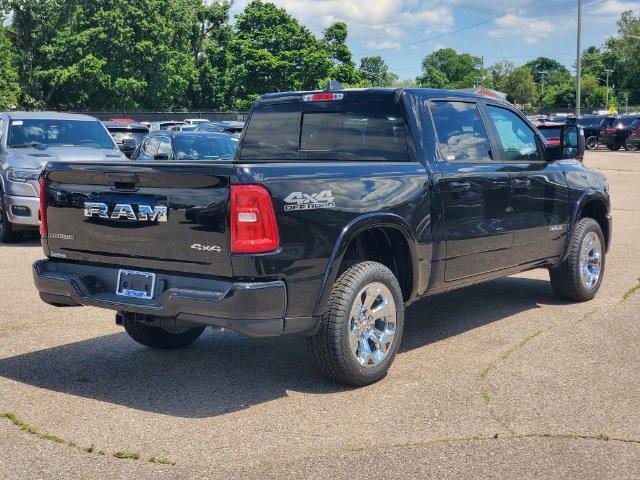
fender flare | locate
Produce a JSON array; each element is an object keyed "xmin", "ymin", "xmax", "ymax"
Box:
[
  {"xmin": 312, "ymin": 213, "xmax": 420, "ymax": 318},
  {"xmin": 561, "ymin": 190, "xmax": 610, "ymax": 261}
]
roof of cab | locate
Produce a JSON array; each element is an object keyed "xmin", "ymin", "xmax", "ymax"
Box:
[
  {"xmin": 256, "ymin": 87, "xmax": 512, "ymax": 106},
  {"xmin": 4, "ymin": 111, "xmax": 99, "ymax": 121}
]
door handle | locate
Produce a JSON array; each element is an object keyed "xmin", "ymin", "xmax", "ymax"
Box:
[
  {"xmin": 450, "ymin": 181, "xmax": 471, "ymax": 192},
  {"xmin": 511, "ymin": 178, "xmax": 531, "ymax": 188}
]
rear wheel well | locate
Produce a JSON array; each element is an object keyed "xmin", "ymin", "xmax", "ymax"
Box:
[
  {"xmin": 340, "ymin": 227, "xmax": 413, "ymax": 302},
  {"xmin": 579, "ymin": 200, "xmax": 609, "ymax": 248}
]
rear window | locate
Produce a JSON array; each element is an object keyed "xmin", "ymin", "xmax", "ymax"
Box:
[
  {"xmin": 617, "ymin": 117, "xmax": 640, "ymax": 128},
  {"xmin": 240, "ymin": 101, "xmax": 409, "ymax": 161}
]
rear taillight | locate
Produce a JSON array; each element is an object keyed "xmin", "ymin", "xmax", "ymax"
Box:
[
  {"xmin": 38, "ymin": 177, "xmax": 48, "ymax": 237},
  {"xmin": 230, "ymin": 185, "xmax": 279, "ymax": 254}
]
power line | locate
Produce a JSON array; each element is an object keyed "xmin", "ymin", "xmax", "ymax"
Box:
[{"xmin": 353, "ymin": 0, "xmax": 548, "ymax": 58}]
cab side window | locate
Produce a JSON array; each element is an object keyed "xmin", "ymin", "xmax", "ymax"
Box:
[
  {"xmin": 485, "ymin": 106, "xmax": 542, "ymax": 161},
  {"xmin": 430, "ymin": 101, "xmax": 492, "ymax": 163}
]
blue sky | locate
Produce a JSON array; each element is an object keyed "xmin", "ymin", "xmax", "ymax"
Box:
[{"xmin": 230, "ymin": 0, "xmax": 640, "ymax": 80}]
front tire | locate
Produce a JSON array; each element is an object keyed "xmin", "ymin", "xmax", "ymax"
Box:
[
  {"xmin": 307, "ymin": 261, "xmax": 404, "ymax": 386},
  {"xmin": 0, "ymin": 194, "xmax": 21, "ymax": 243},
  {"xmin": 123, "ymin": 317, "xmax": 206, "ymax": 349},
  {"xmin": 550, "ymin": 218, "xmax": 605, "ymax": 302},
  {"xmin": 607, "ymin": 144, "xmax": 621, "ymax": 151}
]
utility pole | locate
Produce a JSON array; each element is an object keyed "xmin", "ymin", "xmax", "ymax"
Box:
[
  {"xmin": 538, "ymin": 70, "xmax": 549, "ymax": 95},
  {"xmin": 604, "ymin": 68, "xmax": 613, "ymax": 109},
  {"xmin": 576, "ymin": 0, "xmax": 582, "ymax": 117}
]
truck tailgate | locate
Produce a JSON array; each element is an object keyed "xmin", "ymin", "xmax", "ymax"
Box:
[{"xmin": 44, "ymin": 163, "xmax": 232, "ymax": 277}]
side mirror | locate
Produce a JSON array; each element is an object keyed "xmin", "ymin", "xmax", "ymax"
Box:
[
  {"xmin": 154, "ymin": 152, "xmax": 170, "ymax": 161},
  {"xmin": 121, "ymin": 138, "xmax": 137, "ymax": 147},
  {"xmin": 545, "ymin": 125, "xmax": 585, "ymax": 162}
]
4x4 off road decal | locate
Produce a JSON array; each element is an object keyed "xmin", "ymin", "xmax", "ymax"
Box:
[{"xmin": 284, "ymin": 190, "xmax": 335, "ymax": 212}]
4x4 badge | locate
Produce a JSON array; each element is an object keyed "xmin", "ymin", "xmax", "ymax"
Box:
[{"xmin": 284, "ymin": 190, "xmax": 335, "ymax": 211}]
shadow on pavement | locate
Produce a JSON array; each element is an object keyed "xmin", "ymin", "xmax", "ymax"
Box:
[{"xmin": 0, "ymin": 276, "xmax": 563, "ymax": 418}]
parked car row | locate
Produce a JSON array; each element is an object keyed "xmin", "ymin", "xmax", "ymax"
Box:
[
  {"xmin": 104, "ymin": 119, "xmax": 245, "ymax": 158},
  {"xmin": 530, "ymin": 114, "xmax": 640, "ymax": 151},
  {"xmin": 0, "ymin": 112, "xmax": 245, "ymax": 242}
]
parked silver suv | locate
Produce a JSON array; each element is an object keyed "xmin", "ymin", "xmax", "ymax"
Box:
[{"xmin": 0, "ymin": 112, "xmax": 126, "ymax": 242}]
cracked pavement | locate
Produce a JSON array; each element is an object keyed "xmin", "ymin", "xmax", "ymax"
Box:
[{"xmin": 1, "ymin": 150, "xmax": 639, "ymax": 479}]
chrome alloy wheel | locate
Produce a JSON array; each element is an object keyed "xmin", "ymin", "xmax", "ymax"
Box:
[
  {"xmin": 348, "ymin": 282, "xmax": 397, "ymax": 368},
  {"xmin": 579, "ymin": 232, "xmax": 602, "ymax": 289}
]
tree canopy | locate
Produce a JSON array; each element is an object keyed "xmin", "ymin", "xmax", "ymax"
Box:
[{"xmin": 0, "ymin": 2, "xmax": 637, "ymax": 112}]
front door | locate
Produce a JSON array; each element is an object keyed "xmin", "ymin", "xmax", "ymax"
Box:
[
  {"xmin": 483, "ymin": 104, "xmax": 571, "ymax": 265},
  {"xmin": 430, "ymin": 100, "xmax": 514, "ymax": 281}
]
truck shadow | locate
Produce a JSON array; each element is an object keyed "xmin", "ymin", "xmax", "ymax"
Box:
[{"xmin": 0, "ymin": 276, "xmax": 564, "ymax": 418}]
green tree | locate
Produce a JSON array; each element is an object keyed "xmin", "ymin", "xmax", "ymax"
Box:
[
  {"xmin": 323, "ymin": 22, "xmax": 359, "ymax": 84},
  {"xmin": 358, "ymin": 56, "xmax": 398, "ymax": 87},
  {"xmin": 416, "ymin": 48, "xmax": 482, "ymax": 89},
  {"xmin": 1, "ymin": 0, "xmax": 67, "ymax": 108},
  {"xmin": 230, "ymin": 0, "xmax": 332, "ymax": 106},
  {"xmin": 0, "ymin": 24, "xmax": 20, "ymax": 109},
  {"xmin": 484, "ymin": 60, "xmax": 515, "ymax": 92},
  {"xmin": 503, "ymin": 67, "xmax": 538, "ymax": 106},
  {"xmin": 186, "ymin": 0, "xmax": 233, "ymax": 109}
]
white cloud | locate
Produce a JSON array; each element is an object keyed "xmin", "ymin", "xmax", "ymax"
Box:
[
  {"xmin": 366, "ymin": 40, "xmax": 401, "ymax": 50},
  {"xmin": 586, "ymin": 0, "xmax": 640, "ymax": 16},
  {"xmin": 489, "ymin": 14, "xmax": 566, "ymax": 44},
  {"xmin": 231, "ymin": 0, "xmax": 453, "ymax": 47}
]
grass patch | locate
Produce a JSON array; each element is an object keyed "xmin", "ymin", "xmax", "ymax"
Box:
[
  {"xmin": 114, "ymin": 451, "xmax": 141, "ymax": 460},
  {"xmin": 621, "ymin": 278, "xmax": 640, "ymax": 304},
  {"xmin": 2, "ymin": 412, "xmax": 174, "ymax": 466},
  {"xmin": 149, "ymin": 456, "xmax": 176, "ymax": 465},
  {"xmin": 481, "ymin": 387, "xmax": 492, "ymax": 406},
  {"xmin": 2, "ymin": 412, "xmax": 67, "ymax": 445},
  {"xmin": 479, "ymin": 364, "xmax": 494, "ymax": 380},
  {"xmin": 500, "ymin": 329, "xmax": 545, "ymax": 361}
]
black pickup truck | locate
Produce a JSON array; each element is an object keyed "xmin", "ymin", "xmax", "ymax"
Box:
[{"xmin": 33, "ymin": 88, "xmax": 611, "ymax": 386}]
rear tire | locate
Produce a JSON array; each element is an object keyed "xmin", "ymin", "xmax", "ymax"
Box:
[
  {"xmin": 586, "ymin": 136, "xmax": 598, "ymax": 150},
  {"xmin": 307, "ymin": 261, "xmax": 404, "ymax": 386},
  {"xmin": 549, "ymin": 218, "xmax": 605, "ymax": 302},
  {"xmin": 0, "ymin": 194, "xmax": 21, "ymax": 243},
  {"xmin": 123, "ymin": 317, "xmax": 206, "ymax": 349},
  {"xmin": 607, "ymin": 144, "xmax": 621, "ymax": 151}
]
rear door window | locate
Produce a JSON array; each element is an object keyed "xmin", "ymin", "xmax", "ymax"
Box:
[
  {"xmin": 240, "ymin": 101, "xmax": 408, "ymax": 161},
  {"xmin": 429, "ymin": 101, "xmax": 492, "ymax": 163}
]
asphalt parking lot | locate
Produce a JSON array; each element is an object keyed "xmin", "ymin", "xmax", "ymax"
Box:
[{"xmin": 1, "ymin": 150, "xmax": 639, "ymax": 479}]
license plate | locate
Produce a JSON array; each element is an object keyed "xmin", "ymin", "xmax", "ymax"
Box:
[{"xmin": 116, "ymin": 270, "xmax": 156, "ymax": 300}]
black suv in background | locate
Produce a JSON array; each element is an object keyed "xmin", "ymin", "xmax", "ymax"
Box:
[
  {"xmin": 34, "ymin": 88, "xmax": 610, "ymax": 386},
  {"xmin": 599, "ymin": 116, "xmax": 640, "ymax": 151},
  {"xmin": 576, "ymin": 116, "xmax": 616, "ymax": 150},
  {"xmin": 131, "ymin": 130, "xmax": 239, "ymax": 161},
  {"xmin": 105, "ymin": 122, "xmax": 149, "ymax": 158}
]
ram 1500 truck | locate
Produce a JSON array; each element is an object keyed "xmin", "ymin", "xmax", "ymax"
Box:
[{"xmin": 33, "ymin": 88, "xmax": 611, "ymax": 386}]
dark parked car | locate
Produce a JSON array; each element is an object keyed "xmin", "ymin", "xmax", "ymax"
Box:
[
  {"xmin": 625, "ymin": 123, "xmax": 640, "ymax": 151},
  {"xmin": 105, "ymin": 122, "xmax": 149, "ymax": 158},
  {"xmin": 34, "ymin": 88, "xmax": 609, "ymax": 386},
  {"xmin": 575, "ymin": 116, "xmax": 615, "ymax": 150},
  {"xmin": 195, "ymin": 121, "xmax": 244, "ymax": 137},
  {"xmin": 598, "ymin": 116, "xmax": 640, "ymax": 150},
  {"xmin": 131, "ymin": 130, "xmax": 239, "ymax": 161}
]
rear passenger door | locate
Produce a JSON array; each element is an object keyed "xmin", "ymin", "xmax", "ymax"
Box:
[
  {"xmin": 430, "ymin": 100, "xmax": 514, "ymax": 281},
  {"xmin": 483, "ymin": 104, "xmax": 570, "ymax": 265}
]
